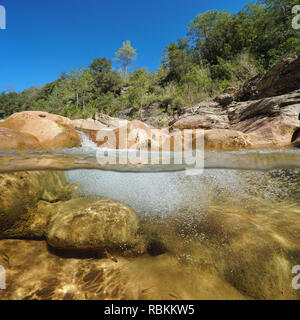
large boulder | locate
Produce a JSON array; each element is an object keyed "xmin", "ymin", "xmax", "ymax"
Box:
[
  {"xmin": 0, "ymin": 111, "xmax": 81, "ymax": 150},
  {"xmin": 0, "ymin": 127, "xmax": 43, "ymax": 151},
  {"xmin": 172, "ymin": 114, "xmax": 229, "ymax": 130},
  {"xmin": 172, "ymin": 101, "xmax": 230, "ymax": 130},
  {"xmin": 46, "ymin": 197, "xmax": 141, "ymax": 251},
  {"xmin": 235, "ymin": 57, "xmax": 300, "ymax": 101},
  {"xmin": 0, "ymin": 171, "xmax": 71, "ymax": 236},
  {"xmin": 230, "ymin": 90, "xmax": 300, "ymax": 146},
  {"xmin": 235, "ymin": 74, "xmax": 264, "ymax": 101},
  {"xmin": 256, "ymin": 56, "xmax": 300, "ymax": 99}
]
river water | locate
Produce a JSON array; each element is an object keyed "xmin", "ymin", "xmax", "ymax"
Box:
[{"xmin": 0, "ymin": 132, "xmax": 300, "ymax": 299}]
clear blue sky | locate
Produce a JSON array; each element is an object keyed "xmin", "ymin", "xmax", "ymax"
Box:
[{"xmin": 0, "ymin": 0, "xmax": 250, "ymax": 92}]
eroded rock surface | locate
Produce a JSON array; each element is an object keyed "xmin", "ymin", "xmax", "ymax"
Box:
[{"xmin": 0, "ymin": 111, "xmax": 81, "ymax": 150}]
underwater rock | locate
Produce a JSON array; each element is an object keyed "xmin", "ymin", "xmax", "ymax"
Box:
[
  {"xmin": 0, "ymin": 111, "xmax": 81, "ymax": 150},
  {"xmin": 46, "ymin": 197, "xmax": 141, "ymax": 252},
  {"xmin": 0, "ymin": 239, "xmax": 247, "ymax": 300},
  {"xmin": 0, "ymin": 171, "xmax": 72, "ymax": 237},
  {"xmin": 0, "ymin": 127, "xmax": 43, "ymax": 151}
]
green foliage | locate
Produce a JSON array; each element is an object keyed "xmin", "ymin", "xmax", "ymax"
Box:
[
  {"xmin": 162, "ymin": 39, "xmax": 194, "ymax": 82},
  {"xmin": 89, "ymin": 58, "xmax": 122, "ymax": 94},
  {"xmin": 1, "ymin": 1, "xmax": 299, "ymax": 121},
  {"xmin": 115, "ymin": 40, "xmax": 137, "ymax": 77}
]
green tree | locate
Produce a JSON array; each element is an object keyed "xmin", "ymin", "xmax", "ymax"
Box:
[
  {"xmin": 115, "ymin": 40, "xmax": 137, "ymax": 77},
  {"xmin": 162, "ymin": 39, "xmax": 194, "ymax": 82},
  {"xmin": 89, "ymin": 57, "xmax": 122, "ymax": 94}
]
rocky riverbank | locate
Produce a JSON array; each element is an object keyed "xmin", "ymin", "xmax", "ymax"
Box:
[
  {"xmin": 0, "ymin": 57, "xmax": 299, "ymax": 153},
  {"xmin": 0, "ymin": 56, "xmax": 300, "ymax": 300}
]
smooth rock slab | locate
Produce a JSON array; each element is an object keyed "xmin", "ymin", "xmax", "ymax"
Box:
[{"xmin": 46, "ymin": 197, "xmax": 140, "ymax": 251}]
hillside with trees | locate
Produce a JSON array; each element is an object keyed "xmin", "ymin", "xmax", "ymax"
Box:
[{"xmin": 0, "ymin": 0, "xmax": 299, "ymax": 126}]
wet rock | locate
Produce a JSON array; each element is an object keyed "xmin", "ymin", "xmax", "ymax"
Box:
[
  {"xmin": 46, "ymin": 197, "xmax": 141, "ymax": 251},
  {"xmin": 0, "ymin": 111, "xmax": 81, "ymax": 150},
  {"xmin": 0, "ymin": 127, "xmax": 43, "ymax": 151},
  {"xmin": 0, "ymin": 239, "xmax": 248, "ymax": 300},
  {"xmin": 0, "ymin": 171, "xmax": 70, "ymax": 236}
]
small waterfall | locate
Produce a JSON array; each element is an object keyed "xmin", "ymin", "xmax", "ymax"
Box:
[{"xmin": 77, "ymin": 130, "xmax": 98, "ymax": 149}]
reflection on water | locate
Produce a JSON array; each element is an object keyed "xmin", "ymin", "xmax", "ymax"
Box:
[{"xmin": 0, "ymin": 145, "xmax": 300, "ymax": 299}]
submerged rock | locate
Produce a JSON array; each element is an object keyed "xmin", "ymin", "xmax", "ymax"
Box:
[
  {"xmin": 0, "ymin": 127, "xmax": 43, "ymax": 151},
  {"xmin": 0, "ymin": 239, "xmax": 246, "ymax": 300},
  {"xmin": 46, "ymin": 197, "xmax": 141, "ymax": 252},
  {"xmin": 0, "ymin": 111, "xmax": 81, "ymax": 150},
  {"xmin": 0, "ymin": 171, "xmax": 71, "ymax": 236}
]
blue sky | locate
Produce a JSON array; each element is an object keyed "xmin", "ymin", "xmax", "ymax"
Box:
[{"xmin": 0, "ymin": 0, "xmax": 250, "ymax": 92}]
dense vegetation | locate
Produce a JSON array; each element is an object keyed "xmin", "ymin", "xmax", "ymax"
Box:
[{"xmin": 1, "ymin": 0, "xmax": 299, "ymax": 121}]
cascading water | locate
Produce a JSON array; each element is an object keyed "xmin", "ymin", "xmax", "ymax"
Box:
[
  {"xmin": 76, "ymin": 130, "xmax": 98, "ymax": 149},
  {"xmin": 67, "ymin": 131, "xmax": 249, "ymax": 216}
]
